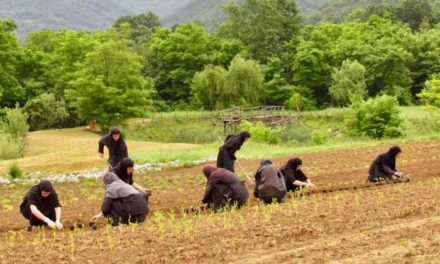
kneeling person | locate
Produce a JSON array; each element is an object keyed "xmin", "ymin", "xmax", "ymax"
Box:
[
  {"xmin": 368, "ymin": 146, "xmax": 403, "ymax": 182},
  {"xmin": 280, "ymin": 158, "xmax": 317, "ymax": 192},
  {"xmin": 20, "ymin": 180, "xmax": 63, "ymax": 230},
  {"xmin": 102, "ymin": 172, "xmax": 149, "ymax": 226},
  {"xmin": 254, "ymin": 159, "xmax": 287, "ymax": 204},
  {"xmin": 202, "ymin": 165, "xmax": 249, "ymax": 210},
  {"xmin": 113, "ymin": 158, "xmax": 151, "ymax": 197}
]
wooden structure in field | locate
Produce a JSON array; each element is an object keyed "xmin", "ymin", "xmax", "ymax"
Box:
[{"xmin": 212, "ymin": 106, "xmax": 297, "ymax": 133}]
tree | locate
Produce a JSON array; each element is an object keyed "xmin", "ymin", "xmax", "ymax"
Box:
[
  {"xmin": 66, "ymin": 39, "xmax": 153, "ymax": 132},
  {"xmin": 192, "ymin": 66, "xmax": 227, "ymax": 110},
  {"xmin": 217, "ymin": 0, "xmax": 301, "ymax": 63},
  {"xmin": 114, "ymin": 12, "xmax": 161, "ymax": 44},
  {"xmin": 191, "ymin": 55, "xmax": 264, "ymax": 110},
  {"xmin": 418, "ymin": 74, "xmax": 440, "ymax": 107},
  {"xmin": 345, "ymin": 95, "xmax": 403, "ymax": 139},
  {"xmin": 0, "ymin": 19, "xmax": 25, "ymax": 107},
  {"xmin": 330, "ymin": 60, "xmax": 367, "ymax": 106},
  {"xmin": 396, "ymin": 0, "xmax": 433, "ymax": 32},
  {"xmin": 148, "ymin": 23, "xmax": 244, "ymax": 103},
  {"xmin": 24, "ymin": 93, "xmax": 68, "ymax": 130}
]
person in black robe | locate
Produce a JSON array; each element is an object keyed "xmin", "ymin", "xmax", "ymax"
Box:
[
  {"xmin": 368, "ymin": 146, "xmax": 403, "ymax": 182},
  {"xmin": 202, "ymin": 165, "xmax": 249, "ymax": 210},
  {"xmin": 112, "ymin": 157, "xmax": 151, "ymax": 197},
  {"xmin": 217, "ymin": 131, "xmax": 251, "ymax": 172},
  {"xmin": 20, "ymin": 180, "xmax": 63, "ymax": 230},
  {"xmin": 280, "ymin": 158, "xmax": 317, "ymax": 192},
  {"xmin": 99, "ymin": 172, "xmax": 149, "ymax": 226},
  {"xmin": 98, "ymin": 127, "xmax": 128, "ymax": 168},
  {"xmin": 254, "ymin": 159, "xmax": 287, "ymax": 204}
]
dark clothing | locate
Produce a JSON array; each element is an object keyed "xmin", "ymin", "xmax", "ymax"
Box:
[
  {"xmin": 20, "ymin": 183, "xmax": 61, "ymax": 226},
  {"xmin": 99, "ymin": 135, "xmax": 128, "ymax": 168},
  {"xmin": 217, "ymin": 133, "xmax": 248, "ymax": 172},
  {"xmin": 280, "ymin": 166, "xmax": 308, "ymax": 192},
  {"xmin": 202, "ymin": 168, "xmax": 249, "ymax": 210},
  {"xmin": 102, "ymin": 193, "xmax": 148, "ymax": 226},
  {"xmin": 254, "ymin": 164, "xmax": 287, "ymax": 204},
  {"xmin": 112, "ymin": 158, "xmax": 134, "ymax": 185},
  {"xmin": 368, "ymin": 149, "xmax": 400, "ymax": 182}
]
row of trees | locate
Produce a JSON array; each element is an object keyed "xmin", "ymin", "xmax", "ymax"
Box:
[{"xmin": 0, "ymin": 0, "xmax": 439, "ymax": 131}]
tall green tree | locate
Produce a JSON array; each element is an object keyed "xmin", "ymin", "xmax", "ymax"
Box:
[
  {"xmin": 148, "ymin": 23, "xmax": 244, "ymax": 104},
  {"xmin": 330, "ymin": 60, "xmax": 367, "ymax": 106},
  {"xmin": 397, "ymin": 0, "xmax": 433, "ymax": 32},
  {"xmin": 66, "ymin": 39, "xmax": 153, "ymax": 132},
  {"xmin": 217, "ymin": 0, "xmax": 301, "ymax": 63},
  {"xmin": 191, "ymin": 55, "xmax": 264, "ymax": 110},
  {"xmin": 114, "ymin": 12, "xmax": 161, "ymax": 45},
  {"xmin": 0, "ymin": 19, "xmax": 25, "ymax": 107}
]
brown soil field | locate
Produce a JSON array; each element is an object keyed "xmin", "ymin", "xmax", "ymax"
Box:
[{"xmin": 1, "ymin": 140, "xmax": 440, "ymax": 263}]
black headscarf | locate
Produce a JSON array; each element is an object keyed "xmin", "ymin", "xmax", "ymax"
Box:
[
  {"xmin": 113, "ymin": 157, "xmax": 135, "ymax": 185},
  {"xmin": 203, "ymin": 165, "xmax": 217, "ymax": 179},
  {"xmin": 239, "ymin": 131, "xmax": 251, "ymax": 141},
  {"xmin": 388, "ymin": 146, "xmax": 402, "ymax": 157},
  {"xmin": 110, "ymin": 127, "xmax": 121, "ymax": 136},
  {"xmin": 39, "ymin": 180, "xmax": 53, "ymax": 193},
  {"xmin": 287, "ymin": 158, "xmax": 303, "ymax": 171},
  {"xmin": 260, "ymin": 159, "xmax": 272, "ymax": 166},
  {"xmin": 385, "ymin": 146, "xmax": 402, "ymax": 171}
]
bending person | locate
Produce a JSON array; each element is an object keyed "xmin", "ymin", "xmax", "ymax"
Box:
[
  {"xmin": 217, "ymin": 131, "xmax": 251, "ymax": 172},
  {"xmin": 280, "ymin": 158, "xmax": 317, "ymax": 192},
  {"xmin": 20, "ymin": 180, "xmax": 63, "ymax": 230},
  {"xmin": 368, "ymin": 146, "xmax": 403, "ymax": 182},
  {"xmin": 113, "ymin": 157, "xmax": 151, "ymax": 197},
  {"xmin": 202, "ymin": 165, "xmax": 249, "ymax": 210},
  {"xmin": 99, "ymin": 127, "xmax": 128, "ymax": 168},
  {"xmin": 100, "ymin": 172, "xmax": 149, "ymax": 226},
  {"xmin": 254, "ymin": 159, "xmax": 287, "ymax": 204}
]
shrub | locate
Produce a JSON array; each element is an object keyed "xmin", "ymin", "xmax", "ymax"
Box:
[
  {"xmin": 7, "ymin": 163, "xmax": 22, "ymax": 180},
  {"xmin": 418, "ymin": 74, "xmax": 440, "ymax": 107},
  {"xmin": 345, "ymin": 95, "xmax": 403, "ymax": 139},
  {"xmin": 24, "ymin": 93, "xmax": 68, "ymax": 130},
  {"xmin": 311, "ymin": 131, "xmax": 327, "ymax": 145},
  {"xmin": 238, "ymin": 121, "xmax": 281, "ymax": 144},
  {"xmin": 283, "ymin": 125, "xmax": 312, "ymax": 144},
  {"xmin": 0, "ymin": 134, "xmax": 24, "ymax": 160},
  {"xmin": 0, "ymin": 104, "xmax": 29, "ymax": 140}
]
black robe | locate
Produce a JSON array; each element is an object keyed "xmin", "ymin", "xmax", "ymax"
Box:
[
  {"xmin": 101, "ymin": 193, "xmax": 148, "ymax": 226},
  {"xmin": 217, "ymin": 135, "xmax": 245, "ymax": 172},
  {"xmin": 202, "ymin": 168, "xmax": 249, "ymax": 210},
  {"xmin": 113, "ymin": 159, "xmax": 134, "ymax": 185},
  {"xmin": 280, "ymin": 165, "xmax": 308, "ymax": 192},
  {"xmin": 99, "ymin": 135, "xmax": 128, "ymax": 168},
  {"xmin": 368, "ymin": 152, "xmax": 398, "ymax": 182},
  {"xmin": 20, "ymin": 184, "xmax": 61, "ymax": 226}
]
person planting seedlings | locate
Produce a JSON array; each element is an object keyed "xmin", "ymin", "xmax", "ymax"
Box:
[
  {"xmin": 368, "ymin": 146, "xmax": 404, "ymax": 182},
  {"xmin": 112, "ymin": 158, "xmax": 152, "ymax": 198},
  {"xmin": 98, "ymin": 127, "xmax": 128, "ymax": 168},
  {"xmin": 93, "ymin": 172, "xmax": 149, "ymax": 226},
  {"xmin": 20, "ymin": 180, "xmax": 63, "ymax": 230},
  {"xmin": 217, "ymin": 131, "xmax": 251, "ymax": 172},
  {"xmin": 202, "ymin": 165, "xmax": 249, "ymax": 210},
  {"xmin": 280, "ymin": 158, "xmax": 317, "ymax": 192},
  {"xmin": 254, "ymin": 159, "xmax": 287, "ymax": 204}
]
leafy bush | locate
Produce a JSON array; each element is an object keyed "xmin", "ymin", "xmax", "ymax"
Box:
[
  {"xmin": 0, "ymin": 105, "xmax": 29, "ymax": 160},
  {"xmin": 282, "ymin": 125, "xmax": 312, "ymax": 144},
  {"xmin": 7, "ymin": 163, "xmax": 22, "ymax": 180},
  {"xmin": 24, "ymin": 93, "xmax": 68, "ymax": 130},
  {"xmin": 0, "ymin": 104, "xmax": 29, "ymax": 140},
  {"xmin": 311, "ymin": 131, "xmax": 327, "ymax": 145},
  {"xmin": 238, "ymin": 121, "xmax": 281, "ymax": 144},
  {"xmin": 0, "ymin": 134, "xmax": 24, "ymax": 160},
  {"xmin": 418, "ymin": 74, "xmax": 440, "ymax": 107},
  {"xmin": 345, "ymin": 95, "xmax": 404, "ymax": 139}
]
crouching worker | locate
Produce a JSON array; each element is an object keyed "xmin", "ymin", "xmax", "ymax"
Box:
[
  {"xmin": 368, "ymin": 146, "xmax": 404, "ymax": 182},
  {"xmin": 20, "ymin": 180, "xmax": 63, "ymax": 230},
  {"xmin": 217, "ymin": 131, "xmax": 251, "ymax": 172},
  {"xmin": 254, "ymin": 159, "xmax": 287, "ymax": 204},
  {"xmin": 113, "ymin": 158, "xmax": 151, "ymax": 198},
  {"xmin": 280, "ymin": 158, "xmax": 317, "ymax": 192},
  {"xmin": 202, "ymin": 165, "xmax": 249, "ymax": 210},
  {"xmin": 101, "ymin": 172, "xmax": 149, "ymax": 226}
]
